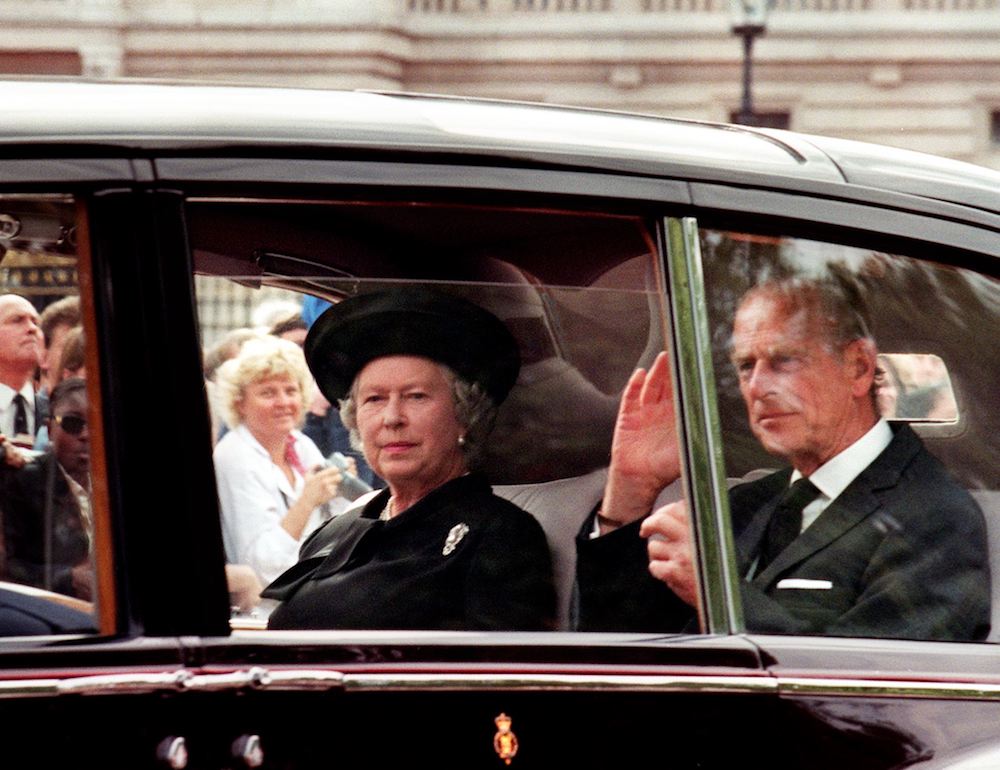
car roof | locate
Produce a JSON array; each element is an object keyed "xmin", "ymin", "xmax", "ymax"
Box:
[{"xmin": 2, "ymin": 78, "xmax": 999, "ymax": 216}]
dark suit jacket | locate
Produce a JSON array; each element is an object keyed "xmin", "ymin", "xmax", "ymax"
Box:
[
  {"xmin": 0, "ymin": 587, "xmax": 92, "ymax": 635},
  {"xmin": 577, "ymin": 425, "xmax": 991, "ymax": 641},
  {"xmin": 0, "ymin": 453, "xmax": 91, "ymax": 599},
  {"xmin": 34, "ymin": 390, "xmax": 48, "ymax": 434}
]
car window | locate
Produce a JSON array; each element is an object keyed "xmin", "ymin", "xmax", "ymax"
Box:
[
  {"xmin": 188, "ymin": 198, "xmax": 686, "ymax": 632},
  {"xmin": 0, "ymin": 194, "xmax": 102, "ymax": 636},
  {"xmin": 875, "ymin": 353, "xmax": 958, "ymax": 423},
  {"xmin": 700, "ymin": 227, "xmax": 998, "ymax": 642}
]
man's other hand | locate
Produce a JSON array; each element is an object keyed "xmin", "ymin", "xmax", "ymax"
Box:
[{"xmin": 641, "ymin": 501, "xmax": 698, "ymax": 606}]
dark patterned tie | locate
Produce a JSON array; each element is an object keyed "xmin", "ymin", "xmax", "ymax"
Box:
[
  {"xmin": 758, "ymin": 477, "xmax": 820, "ymax": 571},
  {"xmin": 12, "ymin": 393, "xmax": 28, "ymax": 437}
]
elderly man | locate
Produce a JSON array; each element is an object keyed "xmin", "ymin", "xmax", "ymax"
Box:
[
  {"xmin": 577, "ymin": 277, "xmax": 990, "ymax": 641},
  {"xmin": 0, "ymin": 294, "xmax": 45, "ymax": 454}
]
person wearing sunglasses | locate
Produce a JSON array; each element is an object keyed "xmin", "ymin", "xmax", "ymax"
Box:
[{"xmin": 0, "ymin": 377, "xmax": 93, "ymax": 600}]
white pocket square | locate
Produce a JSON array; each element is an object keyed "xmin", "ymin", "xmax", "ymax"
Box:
[{"xmin": 776, "ymin": 578, "xmax": 833, "ymax": 590}]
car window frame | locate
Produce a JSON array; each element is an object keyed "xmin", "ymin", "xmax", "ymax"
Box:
[
  {"xmin": 162, "ymin": 154, "xmax": 1000, "ymax": 653},
  {"xmin": 663, "ymin": 216, "xmax": 743, "ymax": 635},
  {"xmin": 0, "ymin": 157, "xmax": 138, "ymax": 640},
  {"xmin": 160, "ymin": 157, "xmax": 736, "ymax": 645},
  {"xmin": 678, "ymin": 182, "xmax": 1000, "ymax": 646}
]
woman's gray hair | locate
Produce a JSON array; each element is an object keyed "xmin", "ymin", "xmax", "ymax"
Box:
[{"xmin": 339, "ymin": 362, "xmax": 498, "ymax": 467}]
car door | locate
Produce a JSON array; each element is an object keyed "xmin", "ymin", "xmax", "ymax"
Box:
[
  {"xmin": 0, "ymin": 156, "xmax": 241, "ymax": 766},
  {"xmin": 676, "ymin": 174, "xmax": 1000, "ymax": 768},
  {"xmin": 151, "ymin": 137, "xmax": 1000, "ymax": 767},
  {"xmin": 138, "ymin": 153, "xmax": 794, "ymax": 769}
]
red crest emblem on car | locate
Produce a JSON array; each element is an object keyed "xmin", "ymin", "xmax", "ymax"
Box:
[{"xmin": 493, "ymin": 712, "xmax": 518, "ymax": 765}]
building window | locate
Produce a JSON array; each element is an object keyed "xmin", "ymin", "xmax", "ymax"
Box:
[
  {"xmin": 991, "ymin": 110, "xmax": 1000, "ymax": 146},
  {"xmin": 728, "ymin": 110, "xmax": 791, "ymax": 130},
  {"xmin": 0, "ymin": 50, "xmax": 81, "ymax": 76}
]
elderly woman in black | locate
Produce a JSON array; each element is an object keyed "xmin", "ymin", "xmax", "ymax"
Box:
[{"xmin": 264, "ymin": 288, "xmax": 555, "ymax": 630}]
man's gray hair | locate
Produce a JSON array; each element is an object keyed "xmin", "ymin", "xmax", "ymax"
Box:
[
  {"xmin": 737, "ymin": 273, "xmax": 879, "ymax": 410},
  {"xmin": 740, "ymin": 273, "xmax": 873, "ymax": 352},
  {"xmin": 339, "ymin": 362, "xmax": 498, "ymax": 468}
]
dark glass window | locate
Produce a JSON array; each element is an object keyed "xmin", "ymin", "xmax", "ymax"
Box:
[
  {"xmin": 700, "ymin": 228, "xmax": 999, "ymax": 643},
  {"xmin": 188, "ymin": 198, "xmax": 678, "ymax": 633},
  {"xmin": 728, "ymin": 110, "xmax": 791, "ymax": 130},
  {"xmin": 0, "ymin": 194, "xmax": 101, "ymax": 636}
]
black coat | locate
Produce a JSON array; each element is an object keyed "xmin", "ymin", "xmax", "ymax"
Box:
[
  {"xmin": 0, "ymin": 453, "xmax": 90, "ymax": 599},
  {"xmin": 576, "ymin": 425, "xmax": 991, "ymax": 641},
  {"xmin": 264, "ymin": 473, "xmax": 556, "ymax": 631}
]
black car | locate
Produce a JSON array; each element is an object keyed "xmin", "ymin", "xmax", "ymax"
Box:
[{"xmin": 1, "ymin": 78, "xmax": 1000, "ymax": 769}]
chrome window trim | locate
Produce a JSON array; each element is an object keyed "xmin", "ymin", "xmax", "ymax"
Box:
[
  {"xmin": 664, "ymin": 216, "xmax": 743, "ymax": 635},
  {"xmin": 339, "ymin": 672, "xmax": 773, "ymax": 694},
  {"xmin": 10, "ymin": 667, "xmax": 1000, "ymax": 701},
  {"xmin": 777, "ymin": 676, "xmax": 1000, "ymax": 700},
  {"xmin": 0, "ymin": 668, "xmax": 775, "ymax": 698}
]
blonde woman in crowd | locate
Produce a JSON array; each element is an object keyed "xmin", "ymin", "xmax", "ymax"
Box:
[{"xmin": 213, "ymin": 336, "xmax": 351, "ymax": 584}]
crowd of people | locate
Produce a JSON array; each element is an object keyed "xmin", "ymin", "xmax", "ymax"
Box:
[
  {"xmin": 202, "ymin": 299, "xmax": 382, "ymax": 613},
  {"xmin": 0, "ymin": 292, "xmax": 94, "ymax": 612}
]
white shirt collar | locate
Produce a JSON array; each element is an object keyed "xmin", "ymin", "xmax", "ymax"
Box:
[
  {"xmin": 791, "ymin": 418, "xmax": 893, "ymax": 531},
  {"xmin": 234, "ymin": 422, "xmax": 270, "ymax": 458},
  {"xmin": 0, "ymin": 381, "xmax": 35, "ymax": 410}
]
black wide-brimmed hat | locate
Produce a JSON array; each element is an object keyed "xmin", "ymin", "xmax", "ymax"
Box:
[{"xmin": 304, "ymin": 287, "xmax": 521, "ymax": 405}]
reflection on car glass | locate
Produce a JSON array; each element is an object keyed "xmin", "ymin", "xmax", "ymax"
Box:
[
  {"xmin": 191, "ymin": 201, "xmax": 667, "ymax": 630},
  {"xmin": 1, "ymin": 378, "xmax": 94, "ymax": 602},
  {"xmin": 0, "ymin": 195, "xmax": 96, "ymax": 635},
  {"xmin": 191, "ymin": 202, "xmax": 662, "ymax": 485},
  {"xmin": 698, "ymin": 230, "xmax": 997, "ymax": 641},
  {"xmin": 263, "ymin": 287, "xmax": 557, "ymax": 631},
  {"xmin": 876, "ymin": 353, "xmax": 957, "ymax": 422}
]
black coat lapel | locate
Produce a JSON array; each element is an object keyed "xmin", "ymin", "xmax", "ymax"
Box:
[
  {"xmin": 261, "ymin": 496, "xmax": 383, "ymax": 600},
  {"xmin": 310, "ymin": 514, "xmax": 383, "ymax": 579},
  {"xmin": 753, "ymin": 424, "xmax": 923, "ymax": 586}
]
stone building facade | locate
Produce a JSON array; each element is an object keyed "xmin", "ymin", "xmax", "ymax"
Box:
[{"xmin": 1, "ymin": 0, "xmax": 997, "ymax": 167}]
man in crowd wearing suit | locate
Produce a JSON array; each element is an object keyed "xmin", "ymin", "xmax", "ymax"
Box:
[
  {"xmin": 577, "ymin": 276, "xmax": 990, "ymax": 640},
  {"xmin": 0, "ymin": 294, "xmax": 45, "ymax": 455}
]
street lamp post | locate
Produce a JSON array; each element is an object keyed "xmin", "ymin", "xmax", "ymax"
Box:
[{"xmin": 729, "ymin": 0, "xmax": 771, "ymax": 126}]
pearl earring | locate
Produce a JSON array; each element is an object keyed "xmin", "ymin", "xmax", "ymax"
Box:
[{"xmin": 458, "ymin": 435, "xmax": 466, "ymax": 446}]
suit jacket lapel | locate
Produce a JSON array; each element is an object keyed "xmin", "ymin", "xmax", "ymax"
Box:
[
  {"xmin": 751, "ymin": 424, "xmax": 922, "ymax": 587},
  {"xmin": 753, "ymin": 486, "xmax": 879, "ymax": 586}
]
